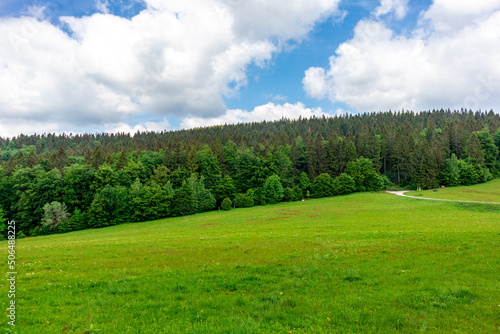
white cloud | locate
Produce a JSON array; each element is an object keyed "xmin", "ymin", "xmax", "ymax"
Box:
[
  {"xmin": 225, "ymin": 0, "xmax": 340, "ymax": 42},
  {"xmin": 303, "ymin": 67, "xmax": 328, "ymax": 99},
  {"xmin": 181, "ymin": 102, "xmax": 327, "ymax": 129},
  {"xmin": 421, "ymin": 0, "xmax": 500, "ymax": 32},
  {"xmin": 95, "ymin": 0, "xmax": 110, "ymax": 14},
  {"xmin": 303, "ymin": 2, "xmax": 500, "ymax": 112},
  {"xmin": 105, "ymin": 119, "xmax": 171, "ymax": 134},
  {"xmin": 332, "ymin": 9, "xmax": 348, "ymax": 25},
  {"xmin": 272, "ymin": 94, "xmax": 288, "ymax": 102},
  {"xmin": 0, "ymin": 0, "xmax": 341, "ymax": 137},
  {"xmin": 264, "ymin": 93, "xmax": 288, "ymax": 102},
  {"xmin": 0, "ymin": 120, "xmax": 61, "ymax": 139},
  {"xmin": 374, "ymin": 0, "xmax": 409, "ymax": 20}
]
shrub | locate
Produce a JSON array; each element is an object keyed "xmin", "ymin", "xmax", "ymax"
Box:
[
  {"xmin": 381, "ymin": 175, "xmax": 395, "ymax": 190},
  {"xmin": 283, "ymin": 188, "xmax": 295, "ymax": 202},
  {"xmin": 458, "ymin": 160, "xmax": 488, "ymax": 186},
  {"xmin": 262, "ymin": 174, "xmax": 284, "ymax": 204},
  {"xmin": 221, "ymin": 198, "xmax": 232, "ymax": 211},
  {"xmin": 346, "ymin": 158, "xmax": 383, "ymax": 192},
  {"xmin": 312, "ymin": 173, "xmax": 334, "ymax": 198},
  {"xmin": 234, "ymin": 193, "xmax": 254, "ymax": 208},
  {"xmin": 59, "ymin": 208, "xmax": 86, "ymax": 232},
  {"xmin": 332, "ymin": 173, "xmax": 356, "ymax": 196},
  {"xmin": 293, "ymin": 185, "xmax": 304, "ymax": 200}
]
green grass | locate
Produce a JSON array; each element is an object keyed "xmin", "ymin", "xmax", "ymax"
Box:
[
  {"xmin": 406, "ymin": 179, "xmax": 500, "ymax": 203},
  {"xmin": 1, "ymin": 189, "xmax": 499, "ymax": 333}
]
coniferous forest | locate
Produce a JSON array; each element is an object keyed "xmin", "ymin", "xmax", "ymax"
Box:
[{"xmin": 1, "ymin": 109, "xmax": 499, "ymax": 237}]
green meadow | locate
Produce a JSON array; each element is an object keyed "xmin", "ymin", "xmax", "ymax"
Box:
[
  {"xmin": 406, "ymin": 179, "xmax": 500, "ymax": 203},
  {"xmin": 1, "ymin": 187, "xmax": 499, "ymax": 333}
]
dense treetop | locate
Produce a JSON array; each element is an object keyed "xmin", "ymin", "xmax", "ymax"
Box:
[{"xmin": 1, "ymin": 109, "xmax": 499, "ymax": 237}]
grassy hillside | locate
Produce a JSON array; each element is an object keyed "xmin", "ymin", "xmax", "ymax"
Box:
[
  {"xmin": 1, "ymin": 190, "xmax": 499, "ymax": 333},
  {"xmin": 406, "ymin": 179, "xmax": 500, "ymax": 203}
]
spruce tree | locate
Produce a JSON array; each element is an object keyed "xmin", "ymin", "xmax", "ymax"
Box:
[{"xmin": 465, "ymin": 132, "xmax": 484, "ymax": 165}]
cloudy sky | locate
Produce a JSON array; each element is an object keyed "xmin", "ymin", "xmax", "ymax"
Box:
[{"xmin": 0, "ymin": 0, "xmax": 499, "ymax": 138}]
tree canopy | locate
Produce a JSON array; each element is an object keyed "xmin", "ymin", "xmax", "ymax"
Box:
[{"xmin": 0, "ymin": 109, "xmax": 499, "ymax": 237}]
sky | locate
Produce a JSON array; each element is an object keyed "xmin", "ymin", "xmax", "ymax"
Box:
[{"xmin": 0, "ymin": 0, "xmax": 499, "ymax": 138}]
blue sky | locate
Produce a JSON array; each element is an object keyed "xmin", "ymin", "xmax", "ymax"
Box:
[{"xmin": 0, "ymin": 0, "xmax": 498, "ymax": 137}]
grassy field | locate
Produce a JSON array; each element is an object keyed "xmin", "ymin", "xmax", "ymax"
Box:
[
  {"xmin": 1, "ymin": 186, "xmax": 499, "ymax": 333},
  {"xmin": 406, "ymin": 179, "xmax": 500, "ymax": 203}
]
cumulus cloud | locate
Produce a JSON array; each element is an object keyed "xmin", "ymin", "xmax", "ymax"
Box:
[
  {"xmin": 303, "ymin": 67, "xmax": 328, "ymax": 99},
  {"xmin": 374, "ymin": 0, "xmax": 409, "ymax": 20},
  {"xmin": 0, "ymin": 120, "xmax": 62, "ymax": 139},
  {"xmin": 303, "ymin": 0, "xmax": 500, "ymax": 112},
  {"xmin": 421, "ymin": 0, "xmax": 500, "ymax": 32},
  {"xmin": 181, "ymin": 102, "xmax": 327, "ymax": 129},
  {"xmin": 0, "ymin": 0, "xmax": 341, "ymax": 136}
]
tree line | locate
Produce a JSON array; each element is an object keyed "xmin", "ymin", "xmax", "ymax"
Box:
[{"xmin": 0, "ymin": 109, "xmax": 499, "ymax": 237}]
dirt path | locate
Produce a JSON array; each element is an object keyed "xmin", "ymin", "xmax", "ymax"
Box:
[{"xmin": 385, "ymin": 191, "xmax": 500, "ymax": 205}]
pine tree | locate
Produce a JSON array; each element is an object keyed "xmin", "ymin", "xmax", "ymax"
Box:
[
  {"xmin": 196, "ymin": 145, "xmax": 221, "ymax": 191},
  {"xmin": 465, "ymin": 132, "xmax": 484, "ymax": 165},
  {"xmin": 381, "ymin": 122, "xmax": 397, "ymax": 175},
  {"xmin": 314, "ymin": 132, "xmax": 327, "ymax": 176},
  {"xmin": 116, "ymin": 149, "xmax": 128, "ymax": 170},
  {"xmin": 305, "ymin": 131, "xmax": 316, "ymax": 179},
  {"xmin": 325, "ymin": 133, "xmax": 346, "ymax": 177},
  {"xmin": 411, "ymin": 139, "xmax": 439, "ymax": 189},
  {"xmin": 475, "ymin": 130, "xmax": 498, "ymax": 171},
  {"xmin": 346, "ymin": 141, "xmax": 357, "ymax": 163},
  {"xmin": 26, "ymin": 150, "xmax": 38, "ymax": 168},
  {"xmin": 292, "ymin": 136, "xmax": 308, "ymax": 176},
  {"xmin": 86, "ymin": 145, "xmax": 105, "ymax": 169},
  {"xmin": 494, "ymin": 129, "xmax": 500, "ymax": 159}
]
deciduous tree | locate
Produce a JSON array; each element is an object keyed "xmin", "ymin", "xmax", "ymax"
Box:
[{"xmin": 41, "ymin": 201, "xmax": 69, "ymax": 229}]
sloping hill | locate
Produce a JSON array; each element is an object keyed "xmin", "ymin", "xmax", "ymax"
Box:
[
  {"xmin": 405, "ymin": 179, "xmax": 500, "ymax": 203},
  {"xmin": 2, "ymin": 191, "xmax": 499, "ymax": 333}
]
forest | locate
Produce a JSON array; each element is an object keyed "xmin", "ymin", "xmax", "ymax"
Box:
[{"xmin": 0, "ymin": 109, "xmax": 499, "ymax": 237}]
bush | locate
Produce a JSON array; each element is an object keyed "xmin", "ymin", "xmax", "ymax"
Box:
[
  {"xmin": 483, "ymin": 166, "xmax": 493, "ymax": 182},
  {"xmin": 234, "ymin": 193, "xmax": 254, "ymax": 208},
  {"xmin": 29, "ymin": 225, "xmax": 57, "ymax": 237},
  {"xmin": 381, "ymin": 175, "xmax": 396, "ymax": 190},
  {"xmin": 283, "ymin": 188, "xmax": 294, "ymax": 202},
  {"xmin": 250, "ymin": 188, "xmax": 266, "ymax": 206},
  {"xmin": 312, "ymin": 173, "xmax": 334, "ymax": 198},
  {"xmin": 458, "ymin": 160, "xmax": 487, "ymax": 186},
  {"xmin": 332, "ymin": 173, "xmax": 356, "ymax": 195},
  {"xmin": 346, "ymin": 158, "xmax": 383, "ymax": 192},
  {"xmin": 262, "ymin": 174, "xmax": 284, "ymax": 204},
  {"xmin": 293, "ymin": 186, "xmax": 304, "ymax": 200},
  {"xmin": 221, "ymin": 198, "xmax": 232, "ymax": 211}
]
